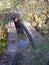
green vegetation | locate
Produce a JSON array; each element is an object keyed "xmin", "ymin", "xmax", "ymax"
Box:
[{"xmin": 0, "ymin": 20, "xmax": 8, "ymax": 58}]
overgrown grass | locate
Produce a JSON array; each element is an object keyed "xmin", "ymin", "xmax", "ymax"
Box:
[{"xmin": 0, "ymin": 20, "xmax": 8, "ymax": 58}]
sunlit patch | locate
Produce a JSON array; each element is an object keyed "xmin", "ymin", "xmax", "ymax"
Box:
[{"xmin": 6, "ymin": 50, "xmax": 17, "ymax": 52}]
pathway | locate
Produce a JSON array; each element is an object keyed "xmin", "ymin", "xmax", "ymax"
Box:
[{"xmin": 0, "ymin": 20, "xmax": 18, "ymax": 65}]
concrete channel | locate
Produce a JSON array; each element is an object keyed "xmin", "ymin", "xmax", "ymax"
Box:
[
  {"xmin": 0, "ymin": 19, "xmax": 30, "ymax": 65},
  {"xmin": 16, "ymin": 20, "xmax": 43, "ymax": 49}
]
